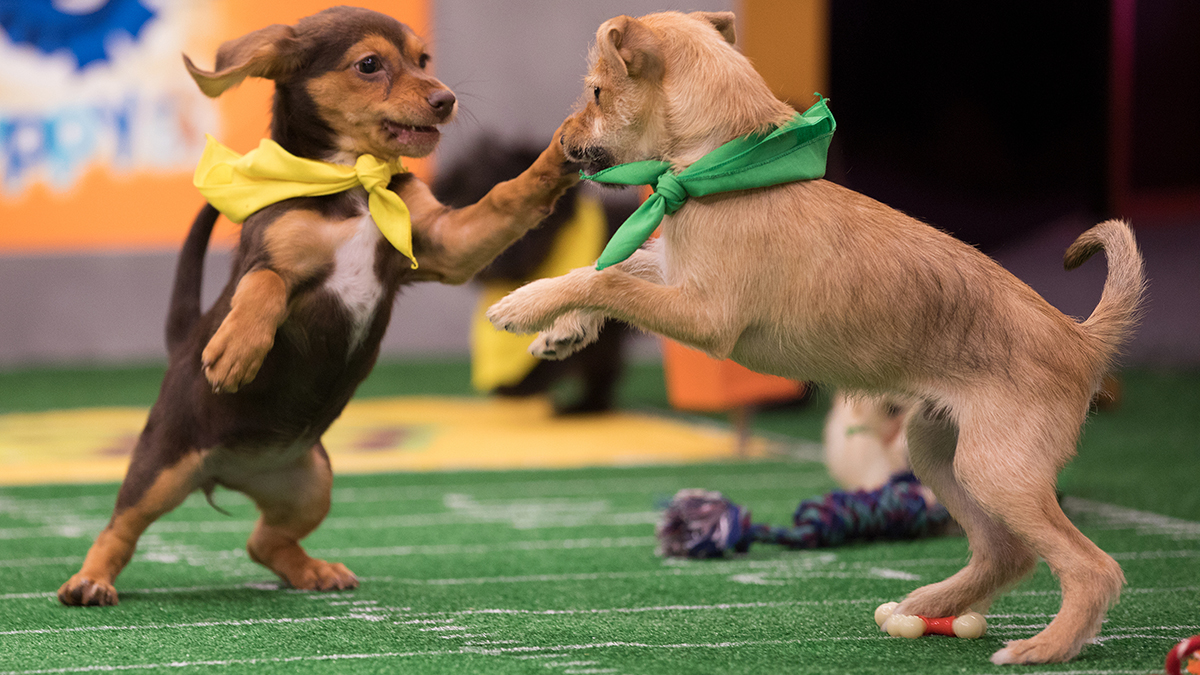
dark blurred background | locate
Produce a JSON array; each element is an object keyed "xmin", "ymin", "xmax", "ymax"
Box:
[{"xmin": 829, "ymin": 1, "xmax": 1199, "ymax": 250}]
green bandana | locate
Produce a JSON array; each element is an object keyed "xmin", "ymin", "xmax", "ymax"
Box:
[{"xmin": 582, "ymin": 96, "xmax": 835, "ymax": 270}]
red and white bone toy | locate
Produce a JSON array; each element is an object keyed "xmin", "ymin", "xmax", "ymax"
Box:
[
  {"xmin": 1165, "ymin": 635, "xmax": 1200, "ymax": 675},
  {"xmin": 874, "ymin": 601, "xmax": 987, "ymax": 639}
]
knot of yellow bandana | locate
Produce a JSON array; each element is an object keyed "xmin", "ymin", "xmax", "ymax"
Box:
[{"xmin": 193, "ymin": 135, "xmax": 416, "ymax": 268}]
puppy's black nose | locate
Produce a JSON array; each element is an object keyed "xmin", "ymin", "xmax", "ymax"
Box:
[{"xmin": 427, "ymin": 89, "xmax": 456, "ymax": 120}]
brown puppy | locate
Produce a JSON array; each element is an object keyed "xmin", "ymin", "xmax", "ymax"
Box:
[
  {"xmin": 58, "ymin": 6, "xmax": 576, "ymax": 607},
  {"xmin": 487, "ymin": 11, "xmax": 1145, "ymax": 665}
]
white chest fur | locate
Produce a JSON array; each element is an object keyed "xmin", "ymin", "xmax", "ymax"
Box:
[{"xmin": 325, "ymin": 214, "xmax": 384, "ymax": 353}]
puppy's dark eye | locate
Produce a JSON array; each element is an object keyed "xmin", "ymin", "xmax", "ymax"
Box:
[
  {"xmin": 418, "ymin": 53, "xmax": 430, "ymax": 69},
  {"xmin": 593, "ymin": 86, "xmax": 601, "ymax": 105},
  {"xmin": 356, "ymin": 56, "xmax": 380, "ymax": 74}
]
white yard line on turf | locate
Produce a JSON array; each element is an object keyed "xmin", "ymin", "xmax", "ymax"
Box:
[
  {"xmin": 360, "ymin": 564, "xmax": 924, "ymax": 586},
  {"xmin": 0, "ymin": 615, "xmax": 363, "ymax": 636},
  {"xmin": 0, "ymin": 536, "xmax": 661, "ymax": 569},
  {"xmin": 0, "ymin": 470, "xmax": 833, "ymax": 516},
  {"xmin": 6, "ymin": 554, "xmax": 1200, "ymax": 600},
  {"xmin": 0, "ymin": 640, "xmax": 1165, "ymax": 675},
  {"xmin": 0, "ymin": 582, "xmax": 285, "ymax": 601},
  {"xmin": 2, "ymin": 598, "xmax": 890, "ymax": 637},
  {"xmin": 395, "ymin": 597, "xmax": 885, "ymax": 620},
  {"xmin": 0, "ymin": 510, "xmax": 664, "ymax": 540},
  {"xmin": 1062, "ymin": 497, "xmax": 1200, "ymax": 540},
  {"xmin": 8, "ymin": 587, "xmax": 1194, "ymax": 639}
]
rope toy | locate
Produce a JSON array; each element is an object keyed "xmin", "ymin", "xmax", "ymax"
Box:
[
  {"xmin": 1166, "ymin": 635, "xmax": 1200, "ymax": 675},
  {"xmin": 874, "ymin": 601, "xmax": 987, "ymax": 639},
  {"xmin": 655, "ymin": 472, "xmax": 953, "ymax": 558}
]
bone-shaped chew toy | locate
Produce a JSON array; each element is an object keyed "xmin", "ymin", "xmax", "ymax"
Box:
[{"xmin": 874, "ymin": 602, "xmax": 987, "ymax": 639}]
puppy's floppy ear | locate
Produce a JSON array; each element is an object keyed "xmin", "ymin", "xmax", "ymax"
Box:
[
  {"xmin": 598, "ymin": 15, "xmax": 664, "ymax": 81},
  {"xmin": 182, "ymin": 24, "xmax": 302, "ymax": 98},
  {"xmin": 691, "ymin": 11, "xmax": 737, "ymax": 45}
]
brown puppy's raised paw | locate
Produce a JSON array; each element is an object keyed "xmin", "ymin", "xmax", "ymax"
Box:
[
  {"xmin": 58, "ymin": 575, "xmax": 118, "ymax": 607},
  {"xmin": 201, "ymin": 321, "xmax": 273, "ymax": 394}
]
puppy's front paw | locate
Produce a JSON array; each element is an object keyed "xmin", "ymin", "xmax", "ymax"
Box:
[
  {"xmin": 486, "ymin": 281, "xmax": 559, "ymax": 335},
  {"xmin": 531, "ymin": 312, "xmax": 601, "ymax": 360},
  {"xmin": 58, "ymin": 575, "xmax": 118, "ymax": 606},
  {"xmin": 202, "ymin": 322, "xmax": 273, "ymax": 394},
  {"xmin": 530, "ymin": 331, "xmax": 586, "ymax": 360}
]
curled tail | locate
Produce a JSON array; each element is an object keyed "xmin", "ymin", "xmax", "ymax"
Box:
[
  {"xmin": 165, "ymin": 203, "xmax": 220, "ymax": 353},
  {"xmin": 1063, "ymin": 219, "xmax": 1146, "ymax": 363}
]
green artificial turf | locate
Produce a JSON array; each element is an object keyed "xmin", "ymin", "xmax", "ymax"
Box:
[{"xmin": 1, "ymin": 361, "xmax": 1198, "ymax": 674}]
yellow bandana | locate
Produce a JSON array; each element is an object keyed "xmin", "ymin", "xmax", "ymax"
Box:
[{"xmin": 193, "ymin": 135, "xmax": 416, "ymax": 268}]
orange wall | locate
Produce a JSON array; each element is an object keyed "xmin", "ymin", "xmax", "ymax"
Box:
[{"xmin": 0, "ymin": 0, "xmax": 429, "ymax": 254}]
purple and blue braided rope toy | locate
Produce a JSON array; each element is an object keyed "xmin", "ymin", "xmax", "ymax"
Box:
[{"xmin": 656, "ymin": 472, "xmax": 953, "ymax": 559}]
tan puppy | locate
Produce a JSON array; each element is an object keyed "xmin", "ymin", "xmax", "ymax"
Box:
[{"xmin": 487, "ymin": 11, "xmax": 1145, "ymax": 665}]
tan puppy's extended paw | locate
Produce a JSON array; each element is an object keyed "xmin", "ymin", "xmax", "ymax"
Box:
[
  {"xmin": 201, "ymin": 322, "xmax": 273, "ymax": 394},
  {"xmin": 530, "ymin": 330, "xmax": 587, "ymax": 360},
  {"xmin": 486, "ymin": 278, "xmax": 564, "ymax": 335},
  {"xmin": 58, "ymin": 575, "xmax": 118, "ymax": 607}
]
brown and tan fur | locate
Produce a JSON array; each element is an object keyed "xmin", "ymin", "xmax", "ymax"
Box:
[
  {"xmin": 59, "ymin": 7, "xmax": 576, "ymax": 607},
  {"xmin": 487, "ymin": 11, "xmax": 1145, "ymax": 665}
]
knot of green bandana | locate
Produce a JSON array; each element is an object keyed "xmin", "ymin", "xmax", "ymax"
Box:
[
  {"xmin": 655, "ymin": 172, "xmax": 689, "ymax": 214},
  {"xmin": 583, "ymin": 96, "xmax": 836, "ymax": 270}
]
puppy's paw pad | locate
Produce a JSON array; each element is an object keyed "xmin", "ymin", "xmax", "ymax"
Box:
[
  {"xmin": 58, "ymin": 576, "xmax": 118, "ymax": 607},
  {"xmin": 530, "ymin": 331, "xmax": 585, "ymax": 360}
]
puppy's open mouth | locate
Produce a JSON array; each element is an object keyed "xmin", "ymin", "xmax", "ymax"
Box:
[
  {"xmin": 565, "ymin": 145, "xmax": 614, "ymax": 175},
  {"xmin": 384, "ymin": 120, "xmax": 440, "ymax": 145}
]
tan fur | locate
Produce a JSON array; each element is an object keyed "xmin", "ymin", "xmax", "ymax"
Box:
[
  {"xmin": 305, "ymin": 34, "xmax": 448, "ymax": 160},
  {"xmin": 202, "ymin": 269, "xmax": 288, "ymax": 393},
  {"xmin": 488, "ymin": 11, "xmax": 1146, "ymax": 665},
  {"xmin": 235, "ymin": 444, "xmax": 354, "ymax": 591},
  {"xmin": 262, "ymin": 209, "xmax": 340, "ymax": 282}
]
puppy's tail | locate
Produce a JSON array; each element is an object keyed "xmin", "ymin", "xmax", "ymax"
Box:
[
  {"xmin": 166, "ymin": 203, "xmax": 220, "ymax": 353},
  {"xmin": 1064, "ymin": 219, "xmax": 1146, "ymax": 363}
]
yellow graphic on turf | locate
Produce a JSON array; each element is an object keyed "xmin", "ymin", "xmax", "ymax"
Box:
[{"xmin": 0, "ymin": 397, "xmax": 769, "ymax": 486}]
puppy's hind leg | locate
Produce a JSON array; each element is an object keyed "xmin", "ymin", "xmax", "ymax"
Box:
[
  {"xmin": 953, "ymin": 402, "xmax": 1123, "ymax": 664},
  {"xmin": 59, "ymin": 441, "xmax": 204, "ymax": 606},
  {"xmin": 238, "ymin": 443, "xmax": 357, "ymax": 591},
  {"xmin": 894, "ymin": 403, "xmax": 1037, "ymax": 618}
]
